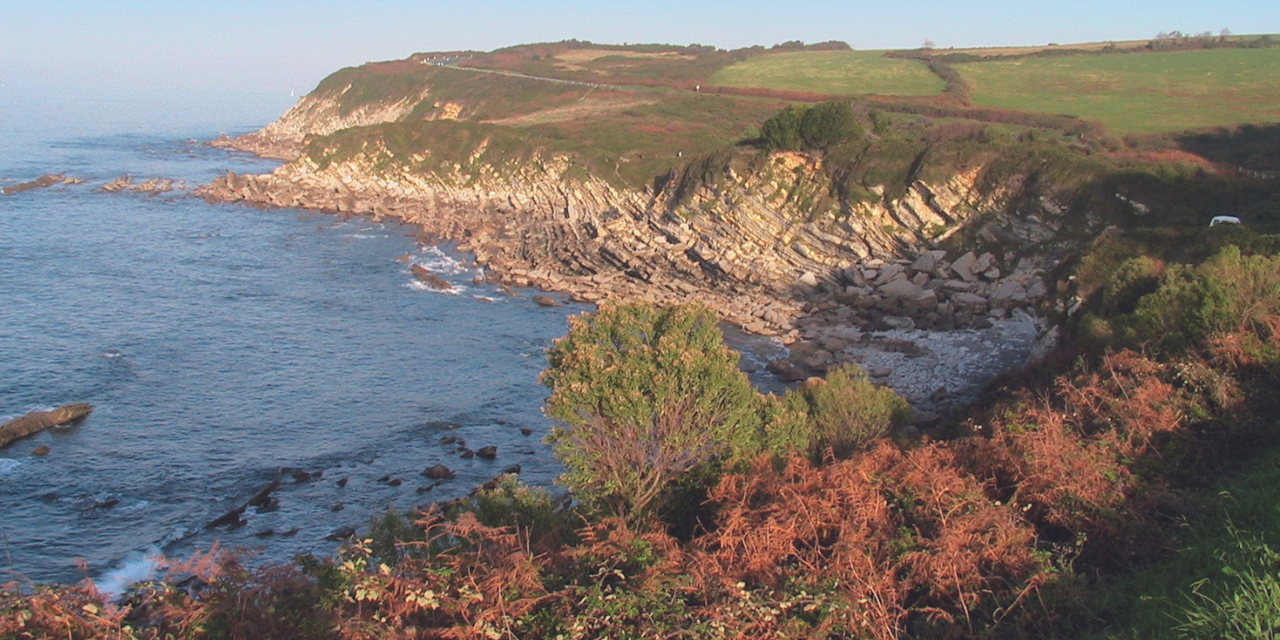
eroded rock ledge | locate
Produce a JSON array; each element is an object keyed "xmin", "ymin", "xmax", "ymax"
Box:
[{"xmin": 197, "ymin": 145, "xmax": 1064, "ymax": 347}]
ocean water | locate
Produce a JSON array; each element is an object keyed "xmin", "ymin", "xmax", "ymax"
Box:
[{"xmin": 0, "ymin": 89, "xmax": 587, "ymax": 587}]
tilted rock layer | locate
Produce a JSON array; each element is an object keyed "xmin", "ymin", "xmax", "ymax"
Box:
[{"xmin": 201, "ymin": 92, "xmax": 1064, "ymax": 342}]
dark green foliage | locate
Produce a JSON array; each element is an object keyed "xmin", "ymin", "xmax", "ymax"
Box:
[
  {"xmin": 760, "ymin": 101, "xmax": 863, "ymax": 151},
  {"xmin": 799, "ymin": 100, "xmax": 862, "ymax": 150},
  {"xmin": 761, "ymin": 105, "xmax": 805, "ymax": 150},
  {"xmin": 1099, "ymin": 256, "xmax": 1165, "ymax": 316}
]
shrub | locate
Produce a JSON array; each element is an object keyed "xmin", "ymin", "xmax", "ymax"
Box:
[
  {"xmin": 761, "ymin": 101, "xmax": 864, "ymax": 152},
  {"xmin": 542, "ymin": 302, "xmax": 766, "ymax": 522},
  {"xmin": 1120, "ymin": 245, "xmax": 1280, "ymax": 354},
  {"xmin": 799, "ymin": 100, "xmax": 862, "ymax": 150},
  {"xmin": 761, "ymin": 105, "xmax": 805, "ymax": 150},
  {"xmin": 771, "ymin": 364, "xmax": 913, "ymax": 459}
]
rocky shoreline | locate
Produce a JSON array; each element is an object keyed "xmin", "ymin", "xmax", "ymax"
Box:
[{"xmin": 194, "ymin": 136, "xmax": 1069, "ymax": 422}]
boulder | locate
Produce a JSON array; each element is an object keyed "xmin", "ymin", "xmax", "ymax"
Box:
[
  {"xmin": 950, "ymin": 252, "xmax": 979, "ymax": 282},
  {"xmin": 476, "ymin": 445, "xmax": 498, "ymax": 459},
  {"xmin": 952, "ymin": 292, "xmax": 989, "ymax": 309},
  {"xmin": 879, "ymin": 279, "xmax": 924, "ymax": 300},
  {"xmin": 325, "ymin": 526, "xmax": 357, "ymax": 541},
  {"xmin": 911, "ymin": 252, "xmax": 938, "ymax": 274},
  {"xmin": 532, "ymin": 295, "xmax": 562, "ymax": 307},
  {"xmin": 990, "ymin": 281, "xmax": 1028, "ymax": 306},
  {"xmin": 3, "ymin": 174, "xmax": 69, "ymax": 196},
  {"xmin": 873, "ymin": 264, "xmax": 906, "ymax": 286},
  {"xmin": 901, "ymin": 288, "xmax": 939, "ymax": 311},
  {"xmin": 881, "ymin": 315, "xmax": 916, "ymax": 331},
  {"xmin": 972, "ymin": 252, "xmax": 997, "ymax": 274},
  {"xmin": 421, "ymin": 464, "xmax": 456, "ymax": 480}
]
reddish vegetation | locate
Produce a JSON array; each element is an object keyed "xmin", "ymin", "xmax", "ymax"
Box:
[
  {"xmin": 5, "ymin": 297, "xmax": 1277, "ymax": 638},
  {"xmin": 1107, "ymin": 149, "xmax": 1220, "ymax": 169}
]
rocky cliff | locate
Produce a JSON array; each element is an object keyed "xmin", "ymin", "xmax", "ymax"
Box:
[{"xmin": 203, "ymin": 107, "xmax": 1065, "ymax": 348}]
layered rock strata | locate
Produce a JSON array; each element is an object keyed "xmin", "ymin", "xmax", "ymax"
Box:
[{"xmin": 198, "ymin": 143, "xmax": 1061, "ymax": 343}]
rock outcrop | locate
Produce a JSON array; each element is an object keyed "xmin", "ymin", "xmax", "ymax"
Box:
[
  {"xmin": 2, "ymin": 174, "xmax": 84, "ymax": 195},
  {"xmin": 198, "ymin": 141, "xmax": 1063, "ymax": 340},
  {"xmin": 0, "ymin": 404, "xmax": 93, "ymax": 449}
]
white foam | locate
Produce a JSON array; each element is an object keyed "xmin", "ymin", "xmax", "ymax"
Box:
[
  {"xmin": 95, "ymin": 548, "xmax": 161, "ymax": 599},
  {"xmin": 0, "ymin": 458, "xmax": 21, "ymax": 476},
  {"xmin": 412, "ymin": 246, "xmax": 469, "ymax": 276},
  {"xmin": 406, "ymin": 281, "xmax": 462, "ymax": 295},
  {"xmin": 117, "ymin": 499, "xmax": 151, "ymax": 514},
  {"xmin": 101, "ymin": 351, "xmax": 124, "ymax": 359}
]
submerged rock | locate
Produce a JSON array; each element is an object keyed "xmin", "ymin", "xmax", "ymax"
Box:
[
  {"xmin": 411, "ymin": 264, "xmax": 453, "ymax": 290},
  {"xmin": 421, "ymin": 464, "xmax": 456, "ymax": 480},
  {"xmin": 0, "ymin": 404, "xmax": 93, "ymax": 449}
]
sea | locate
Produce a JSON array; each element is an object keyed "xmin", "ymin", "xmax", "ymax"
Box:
[{"xmin": 0, "ymin": 86, "xmax": 607, "ymax": 593}]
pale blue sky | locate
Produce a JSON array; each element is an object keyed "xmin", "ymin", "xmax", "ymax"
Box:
[{"xmin": 1, "ymin": 1, "xmax": 1277, "ymax": 98}]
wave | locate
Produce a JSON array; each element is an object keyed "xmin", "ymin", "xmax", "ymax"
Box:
[
  {"xmin": 406, "ymin": 281, "xmax": 463, "ymax": 295},
  {"xmin": 95, "ymin": 548, "xmax": 162, "ymax": 599}
]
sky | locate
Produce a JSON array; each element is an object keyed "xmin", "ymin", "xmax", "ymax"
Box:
[{"xmin": 1, "ymin": 1, "xmax": 1277, "ymax": 101}]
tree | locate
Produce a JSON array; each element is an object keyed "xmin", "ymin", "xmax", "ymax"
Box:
[{"xmin": 542, "ymin": 302, "xmax": 765, "ymax": 522}]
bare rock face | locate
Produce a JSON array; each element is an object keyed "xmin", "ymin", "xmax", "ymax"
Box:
[
  {"xmin": 0, "ymin": 404, "xmax": 93, "ymax": 449},
  {"xmin": 197, "ymin": 107, "xmax": 1070, "ymax": 348}
]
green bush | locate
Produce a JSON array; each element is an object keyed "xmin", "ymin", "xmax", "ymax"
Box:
[
  {"xmin": 542, "ymin": 302, "xmax": 766, "ymax": 522},
  {"xmin": 1100, "ymin": 256, "xmax": 1165, "ymax": 316},
  {"xmin": 772, "ymin": 364, "xmax": 913, "ymax": 459},
  {"xmin": 799, "ymin": 100, "xmax": 862, "ymax": 150},
  {"xmin": 760, "ymin": 101, "xmax": 863, "ymax": 152},
  {"xmin": 464, "ymin": 475, "xmax": 568, "ymax": 542},
  {"xmin": 1119, "ymin": 245, "xmax": 1280, "ymax": 354},
  {"xmin": 762, "ymin": 105, "xmax": 805, "ymax": 150}
]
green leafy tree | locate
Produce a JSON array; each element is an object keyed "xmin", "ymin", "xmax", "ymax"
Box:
[{"xmin": 542, "ymin": 302, "xmax": 765, "ymax": 522}]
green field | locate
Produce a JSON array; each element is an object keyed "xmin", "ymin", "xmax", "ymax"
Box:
[
  {"xmin": 710, "ymin": 50, "xmax": 946, "ymax": 96},
  {"xmin": 956, "ymin": 47, "xmax": 1280, "ymax": 135}
]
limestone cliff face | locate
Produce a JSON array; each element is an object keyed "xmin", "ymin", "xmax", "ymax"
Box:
[
  {"xmin": 219, "ymin": 78, "xmax": 435, "ymax": 160},
  {"xmin": 200, "ymin": 131, "xmax": 1064, "ymax": 340}
]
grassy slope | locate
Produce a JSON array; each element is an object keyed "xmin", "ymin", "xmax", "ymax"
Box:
[
  {"xmin": 955, "ymin": 47, "xmax": 1280, "ymax": 135},
  {"xmin": 711, "ymin": 50, "xmax": 946, "ymax": 96}
]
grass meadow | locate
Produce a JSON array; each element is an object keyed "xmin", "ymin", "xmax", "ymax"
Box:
[
  {"xmin": 710, "ymin": 50, "xmax": 946, "ymax": 97},
  {"xmin": 955, "ymin": 47, "xmax": 1280, "ymax": 135}
]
